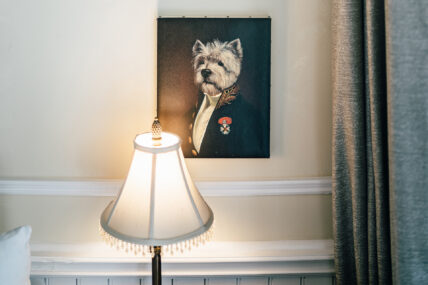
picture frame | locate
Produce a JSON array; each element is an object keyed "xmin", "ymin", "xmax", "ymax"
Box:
[{"xmin": 157, "ymin": 17, "xmax": 271, "ymax": 158}]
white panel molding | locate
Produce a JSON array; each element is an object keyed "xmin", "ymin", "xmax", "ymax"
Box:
[
  {"xmin": 31, "ymin": 240, "xmax": 334, "ymax": 277},
  {"xmin": 0, "ymin": 177, "xmax": 331, "ymax": 197}
]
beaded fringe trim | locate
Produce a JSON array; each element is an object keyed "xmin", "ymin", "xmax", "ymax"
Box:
[{"xmin": 99, "ymin": 224, "xmax": 214, "ymax": 257}]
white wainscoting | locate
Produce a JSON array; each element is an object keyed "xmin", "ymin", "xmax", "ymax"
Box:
[
  {"xmin": 30, "ymin": 240, "xmax": 334, "ymax": 284},
  {"xmin": 0, "ymin": 177, "xmax": 332, "ymax": 197},
  {"xmin": 30, "ymin": 276, "xmax": 335, "ymax": 285},
  {"xmin": 0, "ymin": 178, "xmax": 334, "ymax": 284}
]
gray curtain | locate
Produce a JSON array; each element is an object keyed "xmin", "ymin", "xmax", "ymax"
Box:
[{"xmin": 332, "ymin": 0, "xmax": 428, "ymax": 284}]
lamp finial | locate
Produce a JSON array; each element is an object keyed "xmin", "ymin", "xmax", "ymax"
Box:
[{"xmin": 152, "ymin": 117, "xmax": 162, "ymax": 142}]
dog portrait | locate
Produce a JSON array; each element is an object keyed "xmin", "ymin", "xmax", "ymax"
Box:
[{"xmin": 157, "ymin": 18, "xmax": 270, "ymax": 158}]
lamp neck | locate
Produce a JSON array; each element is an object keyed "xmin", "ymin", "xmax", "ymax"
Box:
[{"xmin": 152, "ymin": 246, "xmax": 162, "ymax": 285}]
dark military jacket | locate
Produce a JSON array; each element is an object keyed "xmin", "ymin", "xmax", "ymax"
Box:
[{"xmin": 185, "ymin": 85, "xmax": 268, "ymax": 158}]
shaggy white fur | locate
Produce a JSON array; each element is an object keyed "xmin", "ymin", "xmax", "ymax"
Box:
[{"xmin": 192, "ymin": 39, "xmax": 243, "ymax": 96}]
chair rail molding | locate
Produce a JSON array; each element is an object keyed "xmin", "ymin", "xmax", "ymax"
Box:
[
  {"xmin": 31, "ymin": 239, "xmax": 334, "ymax": 277},
  {"xmin": 0, "ymin": 177, "xmax": 332, "ymax": 197}
]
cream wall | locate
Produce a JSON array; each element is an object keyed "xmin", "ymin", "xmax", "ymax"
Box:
[
  {"xmin": 0, "ymin": 0, "xmax": 332, "ymax": 242},
  {"xmin": 0, "ymin": 195, "xmax": 332, "ymax": 243}
]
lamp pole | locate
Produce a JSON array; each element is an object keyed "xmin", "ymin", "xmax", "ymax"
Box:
[{"xmin": 152, "ymin": 246, "xmax": 162, "ymax": 285}]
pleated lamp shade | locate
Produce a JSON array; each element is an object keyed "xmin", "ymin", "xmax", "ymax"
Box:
[{"xmin": 100, "ymin": 129, "xmax": 214, "ymax": 255}]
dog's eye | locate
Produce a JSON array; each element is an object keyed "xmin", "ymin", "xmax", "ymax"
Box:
[
  {"xmin": 199, "ymin": 59, "xmax": 205, "ymax": 65},
  {"xmin": 218, "ymin": 61, "xmax": 224, "ymax": 67}
]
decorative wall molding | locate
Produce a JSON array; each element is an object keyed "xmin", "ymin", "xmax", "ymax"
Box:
[
  {"xmin": 31, "ymin": 240, "xmax": 334, "ymax": 277},
  {"xmin": 0, "ymin": 177, "xmax": 332, "ymax": 197}
]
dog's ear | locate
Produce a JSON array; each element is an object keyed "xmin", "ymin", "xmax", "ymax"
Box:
[
  {"xmin": 226, "ymin": 39, "xmax": 243, "ymax": 60},
  {"xmin": 192, "ymin": 40, "xmax": 205, "ymax": 56}
]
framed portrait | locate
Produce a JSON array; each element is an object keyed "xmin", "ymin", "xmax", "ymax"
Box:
[{"xmin": 157, "ymin": 17, "xmax": 271, "ymax": 158}]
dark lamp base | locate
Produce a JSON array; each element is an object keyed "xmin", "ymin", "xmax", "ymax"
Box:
[{"xmin": 152, "ymin": 246, "xmax": 162, "ymax": 285}]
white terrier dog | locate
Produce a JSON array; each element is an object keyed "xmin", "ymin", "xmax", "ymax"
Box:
[{"xmin": 192, "ymin": 39, "xmax": 243, "ymax": 96}]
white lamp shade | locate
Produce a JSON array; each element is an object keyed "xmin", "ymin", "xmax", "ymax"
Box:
[{"xmin": 100, "ymin": 132, "xmax": 213, "ymax": 246}]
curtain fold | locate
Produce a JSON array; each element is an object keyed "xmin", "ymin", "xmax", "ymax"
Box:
[
  {"xmin": 332, "ymin": 1, "xmax": 391, "ymax": 284},
  {"xmin": 332, "ymin": 0, "xmax": 427, "ymax": 284}
]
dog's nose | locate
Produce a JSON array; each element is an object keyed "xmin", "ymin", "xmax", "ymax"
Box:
[{"xmin": 201, "ymin": 69, "xmax": 212, "ymax": 78}]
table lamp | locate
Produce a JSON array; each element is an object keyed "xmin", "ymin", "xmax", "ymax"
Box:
[{"xmin": 99, "ymin": 118, "xmax": 214, "ymax": 285}]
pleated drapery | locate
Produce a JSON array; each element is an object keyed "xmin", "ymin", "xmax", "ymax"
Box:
[{"xmin": 332, "ymin": 0, "xmax": 428, "ymax": 284}]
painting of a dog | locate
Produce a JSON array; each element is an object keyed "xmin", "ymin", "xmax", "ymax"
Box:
[{"xmin": 157, "ymin": 18, "xmax": 270, "ymax": 158}]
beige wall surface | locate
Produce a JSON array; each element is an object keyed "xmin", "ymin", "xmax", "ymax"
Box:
[
  {"xmin": 0, "ymin": 195, "xmax": 332, "ymax": 243},
  {"xmin": 0, "ymin": 0, "xmax": 331, "ymax": 180},
  {"xmin": 0, "ymin": 0, "xmax": 333, "ymax": 243}
]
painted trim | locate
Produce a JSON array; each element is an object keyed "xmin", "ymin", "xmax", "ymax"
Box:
[
  {"xmin": 31, "ymin": 240, "xmax": 334, "ymax": 277},
  {"xmin": 199, "ymin": 178, "xmax": 332, "ymax": 196},
  {"xmin": 0, "ymin": 177, "xmax": 332, "ymax": 197}
]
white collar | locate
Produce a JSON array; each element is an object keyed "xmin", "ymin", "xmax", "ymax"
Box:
[{"xmin": 204, "ymin": 92, "xmax": 222, "ymax": 106}]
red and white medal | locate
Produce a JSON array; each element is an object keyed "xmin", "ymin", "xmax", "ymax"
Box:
[{"xmin": 218, "ymin": 117, "xmax": 232, "ymax": 135}]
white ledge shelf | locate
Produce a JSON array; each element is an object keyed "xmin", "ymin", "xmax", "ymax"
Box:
[
  {"xmin": 31, "ymin": 240, "xmax": 334, "ymax": 277},
  {"xmin": 0, "ymin": 177, "xmax": 332, "ymax": 197}
]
